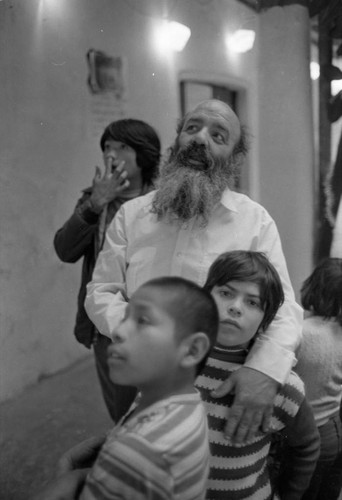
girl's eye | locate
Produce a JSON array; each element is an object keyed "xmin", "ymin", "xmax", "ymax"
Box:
[
  {"xmin": 137, "ymin": 316, "xmax": 150, "ymax": 325},
  {"xmin": 248, "ymin": 300, "xmax": 261, "ymax": 308},
  {"xmin": 219, "ymin": 290, "xmax": 232, "ymax": 298}
]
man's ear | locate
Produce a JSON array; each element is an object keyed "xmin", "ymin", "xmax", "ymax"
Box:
[{"xmin": 180, "ymin": 332, "xmax": 210, "ymax": 369}]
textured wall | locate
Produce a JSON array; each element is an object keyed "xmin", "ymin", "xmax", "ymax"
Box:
[
  {"xmin": 0, "ymin": 0, "xmax": 259, "ymax": 401},
  {"xmin": 0, "ymin": 0, "xmax": 314, "ymax": 401}
]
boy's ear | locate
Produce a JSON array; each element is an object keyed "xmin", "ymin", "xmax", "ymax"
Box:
[{"xmin": 180, "ymin": 332, "xmax": 210, "ymax": 369}]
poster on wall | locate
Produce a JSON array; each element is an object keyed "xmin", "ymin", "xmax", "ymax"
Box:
[{"xmin": 86, "ymin": 49, "xmax": 128, "ymax": 140}]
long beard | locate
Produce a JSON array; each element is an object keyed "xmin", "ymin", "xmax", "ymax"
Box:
[{"xmin": 151, "ymin": 142, "xmax": 236, "ymax": 226}]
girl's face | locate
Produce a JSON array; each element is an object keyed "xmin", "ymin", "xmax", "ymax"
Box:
[{"xmin": 211, "ymin": 280, "xmax": 265, "ymax": 348}]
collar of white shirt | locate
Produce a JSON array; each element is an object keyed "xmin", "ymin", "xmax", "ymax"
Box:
[{"xmin": 220, "ymin": 189, "xmax": 239, "ymax": 213}]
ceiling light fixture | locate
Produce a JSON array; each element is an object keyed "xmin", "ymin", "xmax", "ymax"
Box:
[
  {"xmin": 226, "ymin": 29, "xmax": 255, "ymax": 54},
  {"xmin": 155, "ymin": 20, "xmax": 191, "ymax": 53}
]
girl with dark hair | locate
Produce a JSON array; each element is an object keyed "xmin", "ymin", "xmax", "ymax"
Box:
[
  {"xmin": 53, "ymin": 118, "xmax": 161, "ymax": 422},
  {"xmin": 100, "ymin": 119, "xmax": 161, "ymax": 187},
  {"xmin": 196, "ymin": 250, "xmax": 319, "ymax": 500},
  {"xmin": 296, "ymin": 257, "xmax": 342, "ymax": 500}
]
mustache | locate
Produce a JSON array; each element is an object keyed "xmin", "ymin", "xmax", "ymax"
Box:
[{"xmin": 175, "ymin": 142, "xmax": 213, "ymax": 171}]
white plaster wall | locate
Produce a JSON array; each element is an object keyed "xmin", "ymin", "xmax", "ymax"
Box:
[
  {"xmin": 0, "ymin": 0, "xmax": 315, "ymax": 402},
  {"xmin": 0, "ymin": 0, "xmax": 261, "ymax": 401}
]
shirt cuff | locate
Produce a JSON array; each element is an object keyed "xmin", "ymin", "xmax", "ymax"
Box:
[{"xmin": 244, "ymin": 337, "xmax": 297, "ymax": 384}]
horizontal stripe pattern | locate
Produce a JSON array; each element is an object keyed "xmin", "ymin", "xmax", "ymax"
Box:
[
  {"xmin": 80, "ymin": 393, "xmax": 209, "ymax": 500},
  {"xmin": 195, "ymin": 346, "xmax": 305, "ymax": 499}
]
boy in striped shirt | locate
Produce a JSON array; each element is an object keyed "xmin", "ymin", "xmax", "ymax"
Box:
[
  {"xmin": 38, "ymin": 276, "xmax": 219, "ymax": 500},
  {"xmin": 196, "ymin": 251, "xmax": 320, "ymax": 500}
]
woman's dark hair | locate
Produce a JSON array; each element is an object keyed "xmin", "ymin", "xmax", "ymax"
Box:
[
  {"xmin": 100, "ymin": 119, "xmax": 161, "ymax": 187},
  {"xmin": 301, "ymin": 257, "xmax": 342, "ymax": 325},
  {"xmin": 204, "ymin": 250, "xmax": 284, "ymax": 333}
]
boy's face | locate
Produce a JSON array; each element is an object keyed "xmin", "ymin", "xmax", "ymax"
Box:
[
  {"xmin": 211, "ymin": 280, "xmax": 264, "ymax": 348},
  {"xmin": 107, "ymin": 286, "xmax": 184, "ymax": 391},
  {"xmin": 102, "ymin": 139, "xmax": 141, "ymax": 186}
]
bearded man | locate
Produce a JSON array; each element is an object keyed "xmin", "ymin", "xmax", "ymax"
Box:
[{"xmin": 85, "ymin": 99, "xmax": 302, "ymax": 443}]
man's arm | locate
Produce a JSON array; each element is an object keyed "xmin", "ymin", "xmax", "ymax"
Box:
[
  {"xmin": 245, "ymin": 216, "xmax": 303, "ymax": 381},
  {"xmin": 85, "ymin": 205, "xmax": 129, "ymax": 339}
]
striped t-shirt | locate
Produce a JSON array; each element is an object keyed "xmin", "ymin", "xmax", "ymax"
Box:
[
  {"xmin": 80, "ymin": 392, "xmax": 210, "ymax": 500},
  {"xmin": 195, "ymin": 345, "xmax": 305, "ymax": 500}
]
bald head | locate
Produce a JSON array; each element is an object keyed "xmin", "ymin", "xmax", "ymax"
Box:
[
  {"xmin": 189, "ymin": 99, "xmax": 241, "ymax": 145},
  {"xmin": 177, "ymin": 99, "xmax": 242, "ymax": 151}
]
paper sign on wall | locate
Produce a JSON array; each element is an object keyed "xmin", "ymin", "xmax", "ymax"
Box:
[{"xmin": 86, "ymin": 49, "xmax": 128, "ymax": 140}]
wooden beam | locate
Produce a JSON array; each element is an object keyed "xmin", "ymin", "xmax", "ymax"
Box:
[{"xmin": 315, "ymin": 13, "xmax": 333, "ymax": 261}]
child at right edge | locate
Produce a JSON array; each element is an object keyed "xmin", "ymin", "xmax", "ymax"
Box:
[
  {"xmin": 196, "ymin": 250, "xmax": 320, "ymax": 500},
  {"xmin": 295, "ymin": 257, "xmax": 342, "ymax": 500}
]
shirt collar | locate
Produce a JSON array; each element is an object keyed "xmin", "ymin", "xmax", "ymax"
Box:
[{"xmin": 220, "ymin": 188, "xmax": 239, "ymax": 213}]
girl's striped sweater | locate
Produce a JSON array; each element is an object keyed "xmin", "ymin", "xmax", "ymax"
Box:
[{"xmin": 195, "ymin": 344, "xmax": 306, "ymax": 500}]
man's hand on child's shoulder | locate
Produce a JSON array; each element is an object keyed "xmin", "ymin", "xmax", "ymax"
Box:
[{"xmin": 211, "ymin": 367, "xmax": 279, "ymax": 445}]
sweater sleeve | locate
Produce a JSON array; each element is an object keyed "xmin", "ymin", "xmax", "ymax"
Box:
[
  {"xmin": 276, "ymin": 398, "xmax": 320, "ymax": 500},
  {"xmin": 53, "ymin": 192, "xmax": 100, "ymax": 263}
]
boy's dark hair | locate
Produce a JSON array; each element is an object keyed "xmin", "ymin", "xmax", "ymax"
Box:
[
  {"xmin": 204, "ymin": 250, "xmax": 285, "ymax": 333},
  {"xmin": 100, "ymin": 119, "xmax": 161, "ymax": 187},
  {"xmin": 300, "ymin": 257, "xmax": 342, "ymax": 325},
  {"xmin": 142, "ymin": 276, "xmax": 219, "ymax": 375}
]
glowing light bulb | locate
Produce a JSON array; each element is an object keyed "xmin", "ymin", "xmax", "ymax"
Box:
[
  {"xmin": 226, "ymin": 30, "xmax": 255, "ymax": 54},
  {"xmin": 155, "ymin": 21, "xmax": 191, "ymax": 53}
]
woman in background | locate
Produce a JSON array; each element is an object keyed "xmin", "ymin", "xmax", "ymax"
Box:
[{"xmin": 53, "ymin": 119, "xmax": 161, "ymax": 422}]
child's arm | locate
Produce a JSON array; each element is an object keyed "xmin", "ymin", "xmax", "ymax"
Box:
[
  {"xmin": 33, "ymin": 470, "xmax": 87, "ymax": 500},
  {"xmin": 57, "ymin": 435, "xmax": 106, "ymax": 475},
  {"xmin": 275, "ymin": 398, "xmax": 320, "ymax": 500}
]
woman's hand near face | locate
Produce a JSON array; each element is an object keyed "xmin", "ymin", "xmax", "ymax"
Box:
[{"xmin": 90, "ymin": 158, "xmax": 130, "ymax": 212}]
